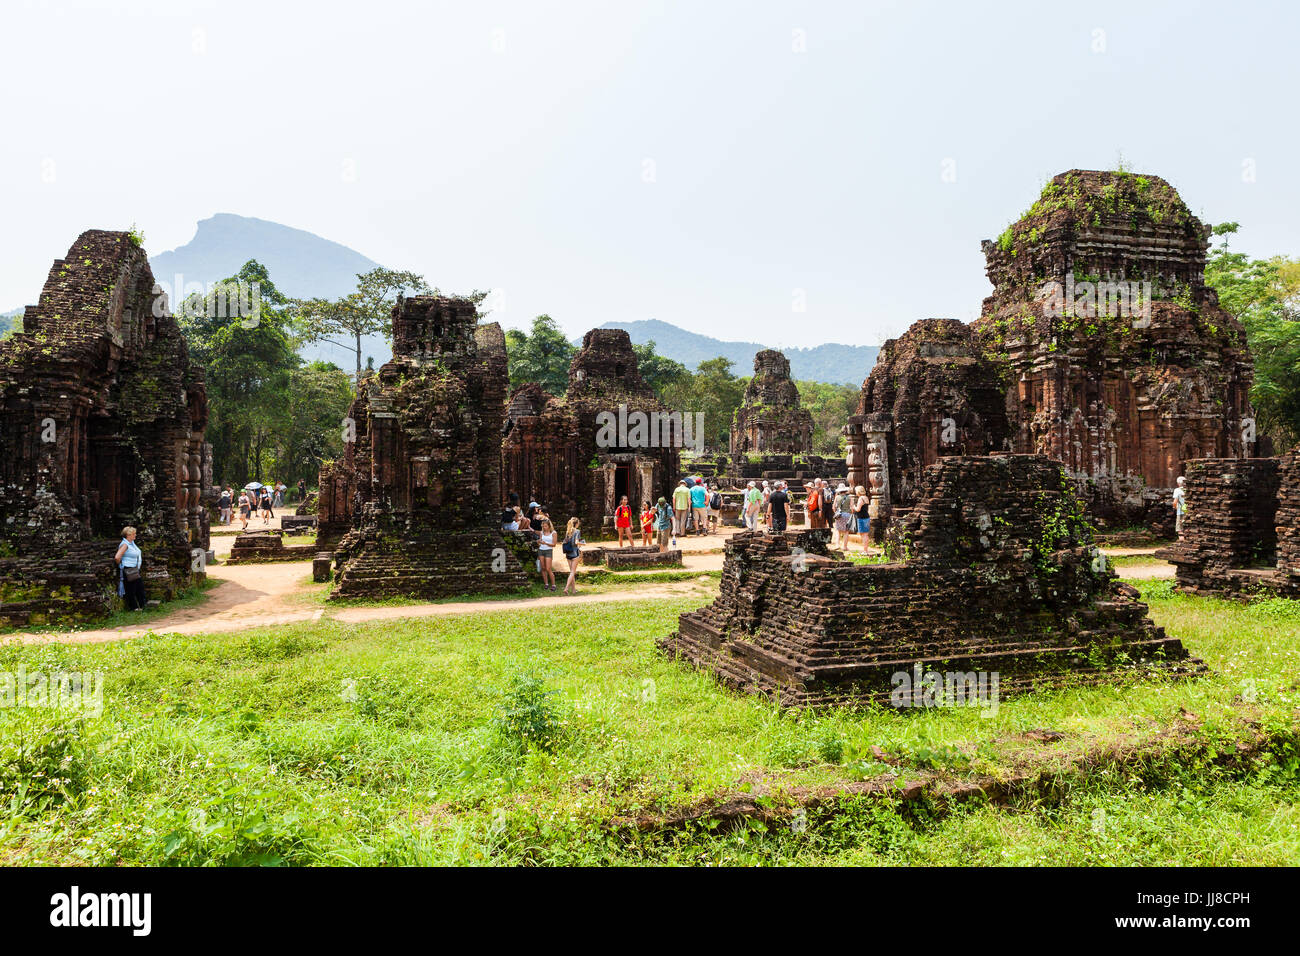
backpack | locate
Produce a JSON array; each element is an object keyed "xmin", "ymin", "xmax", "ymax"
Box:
[
  {"xmin": 562, "ymin": 533, "xmax": 579, "ymax": 559},
  {"xmin": 710, "ymin": 492, "xmax": 722, "ymax": 510}
]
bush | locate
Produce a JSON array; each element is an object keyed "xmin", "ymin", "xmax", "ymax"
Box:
[{"xmin": 493, "ymin": 673, "xmax": 566, "ymax": 753}]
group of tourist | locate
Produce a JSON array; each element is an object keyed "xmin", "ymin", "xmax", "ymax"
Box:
[
  {"xmin": 217, "ymin": 485, "xmax": 279, "ymax": 529},
  {"xmin": 500, "ymin": 493, "xmax": 585, "ymax": 595}
]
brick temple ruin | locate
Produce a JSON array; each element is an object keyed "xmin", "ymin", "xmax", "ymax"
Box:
[
  {"xmin": 0, "ymin": 230, "xmax": 210, "ymax": 627},
  {"xmin": 846, "ymin": 170, "xmax": 1257, "ymax": 541},
  {"xmin": 730, "ymin": 349, "xmax": 813, "ymax": 456},
  {"xmin": 1166, "ymin": 447, "xmax": 1300, "ymax": 598},
  {"xmin": 501, "ymin": 328, "xmax": 680, "ymax": 533},
  {"xmin": 321, "ymin": 296, "xmax": 529, "ymax": 599},
  {"xmin": 660, "ymin": 454, "xmax": 1200, "ymax": 707}
]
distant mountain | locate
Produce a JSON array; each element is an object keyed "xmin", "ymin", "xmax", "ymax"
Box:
[
  {"xmin": 0, "ymin": 308, "xmax": 20, "ymax": 337},
  {"xmin": 149, "ymin": 214, "xmax": 386, "ymax": 368},
  {"xmin": 596, "ymin": 319, "xmax": 878, "ymax": 386}
]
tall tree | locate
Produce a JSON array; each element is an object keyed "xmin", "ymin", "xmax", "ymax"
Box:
[
  {"xmin": 177, "ymin": 260, "xmax": 301, "ymax": 484},
  {"xmin": 796, "ymin": 379, "xmax": 859, "ymax": 455},
  {"xmin": 294, "ymin": 267, "xmax": 431, "ymax": 381},
  {"xmin": 1205, "ymin": 223, "xmax": 1300, "ymax": 447},
  {"xmin": 505, "ymin": 315, "xmax": 576, "ymax": 394}
]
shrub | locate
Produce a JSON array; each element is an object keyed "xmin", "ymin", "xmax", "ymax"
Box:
[{"xmin": 493, "ymin": 673, "xmax": 566, "ymax": 753}]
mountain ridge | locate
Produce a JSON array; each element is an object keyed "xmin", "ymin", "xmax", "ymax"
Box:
[{"xmin": 595, "ymin": 319, "xmax": 877, "ymax": 386}]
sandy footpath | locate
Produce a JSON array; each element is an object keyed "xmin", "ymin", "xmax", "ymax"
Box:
[{"xmin": 0, "ymin": 524, "xmax": 1173, "ymax": 645}]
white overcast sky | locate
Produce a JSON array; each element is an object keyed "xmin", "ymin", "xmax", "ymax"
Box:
[{"xmin": 1, "ymin": 0, "xmax": 1296, "ymax": 346}]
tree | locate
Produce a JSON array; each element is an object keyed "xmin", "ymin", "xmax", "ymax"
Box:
[
  {"xmin": 1205, "ymin": 223, "xmax": 1300, "ymax": 448},
  {"xmin": 632, "ymin": 339, "xmax": 690, "ymax": 394},
  {"xmin": 668, "ymin": 357, "xmax": 746, "ymax": 453},
  {"xmin": 505, "ymin": 315, "xmax": 575, "ymax": 394},
  {"xmin": 272, "ymin": 361, "xmax": 354, "ymax": 486},
  {"xmin": 295, "ymin": 267, "xmax": 431, "ymax": 381},
  {"xmin": 796, "ymin": 379, "xmax": 859, "ymax": 455},
  {"xmin": 177, "ymin": 261, "xmax": 302, "ymax": 485}
]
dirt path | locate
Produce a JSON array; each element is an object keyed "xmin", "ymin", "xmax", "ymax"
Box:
[{"xmin": 1, "ymin": 528, "xmax": 1175, "ymax": 646}]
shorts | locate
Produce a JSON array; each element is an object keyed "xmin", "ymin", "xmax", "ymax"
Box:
[
  {"xmin": 538, "ymin": 548, "xmax": 553, "ymax": 558},
  {"xmin": 856, "ymin": 517, "xmax": 870, "ymax": 533},
  {"xmin": 834, "ymin": 512, "xmax": 852, "ymax": 532}
]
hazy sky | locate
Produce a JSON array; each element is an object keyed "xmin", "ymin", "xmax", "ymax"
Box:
[{"xmin": 2, "ymin": 0, "xmax": 1296, "ymax": 346}]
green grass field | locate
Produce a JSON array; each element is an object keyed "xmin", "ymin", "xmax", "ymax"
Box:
[{"xmin": 1, "ymin": 578, "xmax": 1296, "ymax": 866}]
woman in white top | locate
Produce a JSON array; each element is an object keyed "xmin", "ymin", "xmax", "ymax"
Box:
[
  {"xmin": 114, "ymin": 525, "xmax": 146, "ymax": 611},
  {"xmin": 537, "ymin": 519, "xmax": 557, "ymax": 592}
]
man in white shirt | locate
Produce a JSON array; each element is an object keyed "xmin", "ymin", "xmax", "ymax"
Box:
[{"xmin": 1172, "ymin": 476, "xmax": 1187, "ymax": 535}]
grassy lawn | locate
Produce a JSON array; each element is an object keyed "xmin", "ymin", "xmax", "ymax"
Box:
[{"xmin": 0, "ymin": 578, "xmax": 1296, "ymax": 866}]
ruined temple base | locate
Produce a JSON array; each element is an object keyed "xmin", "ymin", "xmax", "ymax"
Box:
[
  {"xmin": 659, "ymin": 456, "xmax": 1204, "ymax": 708},
  {"xmin": 0, "ymin": 541, "xmax": 188, "ymax": 629},
  {"xmin": 328, "ymin": 515, "xmax": 529, "ymax": 601},
  {"xmin": 224, "ymin": 531, "xmax": 318, "ymax": 564}
]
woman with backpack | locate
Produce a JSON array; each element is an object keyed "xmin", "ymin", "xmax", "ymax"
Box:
[
  {"xmin": 114, "ymin": 526, "xmax": 146, "ymax": 612},
  {"xmin": 237, "ymin": 489, "xmax": 251, "ymax": 529},
  {"xmin": 853, "ymin": 484, "xmax": 871, "ymax": 551},
  {"xmin": 561, "ymin": 517, "xmax": 585, "ymax": 595}
]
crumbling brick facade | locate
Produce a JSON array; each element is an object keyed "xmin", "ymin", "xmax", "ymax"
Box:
[
  {"xmin": 847, "ymin": 170, "xmax": 1257, "ymax": 539},
  {"xmin": 730, "ymin": 349, "xmax": 813, "ymax": 456},
  {"xmin": 0, "ymin": 231, "xmax": 209, "ymax": 627},
  {"xmin": 660, "ymin": 455, "xmax": 1199, "ymax": 707},
  {"xmin": 1167, "ymin": 448, "xmax": 1300, "ymax": 598},
  {"xmin": 324, "ymin": 296, "xmax": 528, "ymax": 600},
  {"xmin": 846, "ymin": 319, "xmax": 1010, "ymax": 536},
  {"xmin": 501, "ymin": 329, "xmax": 681, "ymax": 534}
]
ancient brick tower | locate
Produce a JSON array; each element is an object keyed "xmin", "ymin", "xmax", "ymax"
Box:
[
  {"xmin": 325, "ymin": 296, "xmax": 529, "ymax": 599},
  {"xmin": 661, "ymin": 455, "xmax": 1200, "ymax": 707},
  {"xmin": 729, "ymin": 349, "xmax": 813, "ymax": 456},
  {"xmin": 846, "ymin": 319, "xmax": 1010, "ymax": 531},
  {"xmin": 0, "ymin": 230, "xmax": 210, "ymax": 627},
  {"xmin": 501, "ymin": 328, "xmax": 681, "ymax": 533},
  {"xmin": 846, "ymin": 170, "xmax": 1256, "ymax": 537}
]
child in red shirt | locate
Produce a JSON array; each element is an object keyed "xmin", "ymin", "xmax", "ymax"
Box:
[
  {"xmin": 615, "ymin": 495, "xmax": 634, "ymax": 548},
  {"xmin": 640, "ymin": 502, "xmax": 654, "ymax": 546}
]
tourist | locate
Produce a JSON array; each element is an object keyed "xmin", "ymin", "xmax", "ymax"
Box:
[
  {"xmin": 1173, "ymin": 476, "xmax": 1187, "ymax": 536},
  {"xmin": 526, "ymin": 500, "xmax": 541, "ymax": 528},
  {"xmin": 690, "ymin": 478, "xmax": 708, "ymax": 535},
  {"xmin": 501, "ymin": 500, "xmax": 520, "ymax": 532},
  {"xmin": 218, "ymin": 487, "xmax": 232, "ymax": 525},
  {"xmin": 561, "ymin": 517, "xmax": 585, "ymax": 594},
  {"xmin": 833, "ymin": 483, "xmax": 853, "ymax": 550},
  {"xmin": 804, "ymin": 477, "xmax": 825, "ymax": 529},
  {"xmin": 272, "ymin": 482, "xmax": 285, "ymax": 508},
  {"xmin": 760, "ymin": 481, "xmax": 772, "ymax": 529},
  {"xmin": 237, "ymin": 489, "xmax": 251, "ymax": 529},
  {"xmin": 743, "ymin": 480, "xmax": 760, "ymax": 531},
  {"xmin": 114, "ymin": 525, "xmax": 146, "ymax": 612},
  {"xmin": 767, "ymin": 481, "xmax": 790, "ymax": 533},
  {"xmin": 260, "ymin": 487, "xmax": 274, "ymax": 525},
  {"xmin": 614, "ymin": 495, "xmax": 634, "ymax": 547},
  {"xmin": 297, "ymin": 478, "xmax": 307, "ymax": 503},
  {"xmin": 640, "ymin": 501, "xmax": 654, "ymax": 547},
  {"xmin": 672, "ymin": 480, "xmax": 691, "ymax": 539},
  {"xmin": 654, "ymin": 496, "xmax": 674, "ymax": 552},
  {"xmin": 537, "ymin": 518, "xmax": 557, "ymax": 591},
  {"xmin": 853, "ymin": 485, "xmax": 870, "ymax": 550},
  {"xmin": 707, "ymin": 484, "xmax": 724, "ymax": 532},
  {"xmin": 515, "ymin": 506, "xmax": 532, "ymax": 532}
]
